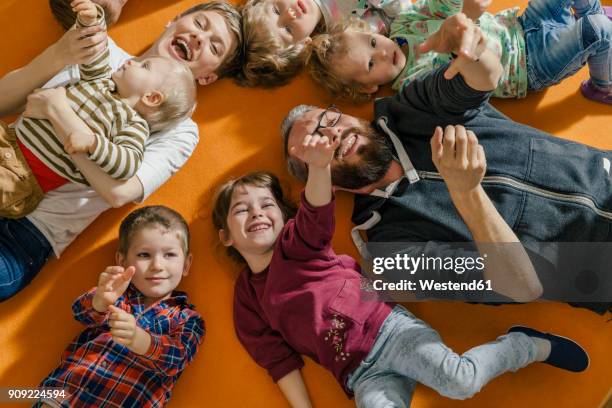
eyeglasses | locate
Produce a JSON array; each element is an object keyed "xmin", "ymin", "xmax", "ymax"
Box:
[{"xmin": 312, "ymin": 105, "xmax": 342, "ymax": 137}]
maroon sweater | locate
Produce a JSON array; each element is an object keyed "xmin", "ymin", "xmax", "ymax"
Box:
[{"xmin": 233, "ymin": 193, "xmax": 393, "ymax": 395}]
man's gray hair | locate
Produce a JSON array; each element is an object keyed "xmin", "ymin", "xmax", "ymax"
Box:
[{"xmin": 280, "ymin": 104, "xmax": 318, "ymax": 182}]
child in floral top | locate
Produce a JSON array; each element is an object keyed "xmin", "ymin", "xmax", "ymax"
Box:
[
  {"xmin": 36, "ymin": 206, "xmax": 204, "ymax": 408},
  {"xmin": 212, "ymin": 129, "xmax": 588, "ymax": 406},
  {"xmin": 239, "ymin": 0, "xmax": 413, "ymax": 87},
  {"xmin": 307, "ymin": 0, "xmax": 612, "ymax": 104}
]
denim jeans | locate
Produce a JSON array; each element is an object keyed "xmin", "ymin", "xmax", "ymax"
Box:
[
  {"xmin": 0, "ymin": 217, "xmax": 52, "ymax": 301},
  {"xmin": 520, "ymin": 0, "xmax": 612, "ymax": 90},
  {"xmin": 346, "ymin": 306, "xmax": 538, "ymax": 407}
]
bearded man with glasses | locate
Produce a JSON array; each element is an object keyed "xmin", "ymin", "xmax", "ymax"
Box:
[{"xmin": 280, "ymin": 15, "xmax": 612, "ymax": 314}]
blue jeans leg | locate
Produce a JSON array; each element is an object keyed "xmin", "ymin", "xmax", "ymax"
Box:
[
  {"xmin": 521, "ymin": 0, "xmax": 612, "ymax": 90},
  {"xmin": 572, "ymin": 0, "xmax": 604, "ymax": 19},
  {"xmin": 521, "ymin": 0, "xmax": 575, "ymax": 26},
  {"xmin": 349, "ymin": 306, "xmax": 538, "ymax": 406},
  {"xmin": 0, "ymin": 217, "xmax": 52, "ymax": 301}
]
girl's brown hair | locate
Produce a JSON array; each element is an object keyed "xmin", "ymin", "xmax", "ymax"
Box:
[{"xmin": 212, "ymin": 172, "xmax": 297, "ymax": 263}]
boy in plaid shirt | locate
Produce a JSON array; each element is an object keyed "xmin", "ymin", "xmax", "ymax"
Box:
[{"xmin": 36, "ymin": 206, "xmax": 204, "ymax": 408}]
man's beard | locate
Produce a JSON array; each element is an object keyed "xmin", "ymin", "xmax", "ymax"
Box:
[{"xmin": 331, "ymin": 122, "xmax": 394, "ymax": 190}]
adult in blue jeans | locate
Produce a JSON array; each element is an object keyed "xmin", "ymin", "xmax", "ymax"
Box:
[
  {"xmin": 0, "ymin": 1, "xmax": 243, "ymax": 301},
  {"xmin": 0, "ymin": 219, "xmax": 52, "ymax": 300},
  {"xmin": 281, "ymin": 14, "xmax": 612, "ymax": 314}
]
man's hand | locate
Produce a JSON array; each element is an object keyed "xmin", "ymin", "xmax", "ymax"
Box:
[
  {"xmin": 23, "ymin": 87, "xmax": 70, "ymax": 120},
  {"xmin": 72, "ymin": 0, "xmax": 99, "ymax": 26},
  {"xmin": 432, "ymin": 128, "xmax": 542, "ymax": 302},
  {"xmin": 64, "ymin": 130, "xmax": 97, "ymax": 155},
  {"xmin": 419, "ymin": 13, "xmax": 488, "ymax": 79},
  {"xmin": 462, "ymin": 0, "xmax": 491, "ymax": 21},
  {"xmin": 290, "ymin": 134, "xmax": 341, "ymax": 170},
  {"xmin": 108, "ymin": 305, "xmax": 151, "ymax": 354},
  {"xmin": 92, "ymin": 266, "xmax": 135, "ymax": 313},
  {"xmin": 431, "ymin": 125, "xmax": 486, "ymax": 195}
]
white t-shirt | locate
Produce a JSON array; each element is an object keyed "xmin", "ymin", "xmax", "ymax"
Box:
[{"xmin": 22, "ymin": 38, "xmax": 199, "ymax": 257}]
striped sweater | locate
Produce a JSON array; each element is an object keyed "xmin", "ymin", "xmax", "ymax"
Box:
[{"xmin": 16, "ymin": 8, "xmax": 148, "ymax": 185}]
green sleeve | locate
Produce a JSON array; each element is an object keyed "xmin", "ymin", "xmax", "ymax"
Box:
[{"xmin": 400, "ymin": 0, "xmax": 463, "ymax": 21}]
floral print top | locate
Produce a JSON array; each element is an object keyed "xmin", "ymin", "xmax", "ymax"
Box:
[
  {"xmin": 390, "ymin": 1, "xmax": 528, "ymax": 98},
  {"xmin": 315, "ymin": 0, "xmax": 413, "ymax": 34}
]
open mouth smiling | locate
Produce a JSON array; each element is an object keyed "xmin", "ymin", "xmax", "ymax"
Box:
[
  {"xmin": 248, "ymin": 222, "xmax": 271, "ymax": 233},
  {"xmin": 337, "ymin": 135, "xmax": 358, "ymax": 160},
  {"xmin": 172, "ymin": 38, "xmax": 193, "ymax": 61}
]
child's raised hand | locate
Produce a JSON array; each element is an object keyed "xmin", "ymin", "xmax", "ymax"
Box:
[
  {"xmin": 92, "ymin": 266, "xmax": 135, "ymax": 312},
  {"xmin": 419, "ymin": 13, "xmax": 487, "ymax": 79},
  {"xmin": 108, "ymin": 305, "xmax": 151, "ymax": 354},
  {"xmin": 290, "ymin": 134, "xmax": 341, "ymax": 169},
  {"xmin": 72, "ymin": 0, "xmax": 99, "ymax": 27},
  {"xmin": 64, "ymin": 131, "xmax": 97, "ymax": 155}
]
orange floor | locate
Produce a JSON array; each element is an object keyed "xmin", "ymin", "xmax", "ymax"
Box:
[{"xmin": 0, "ymin": 0, "xmax": 610, "ymax": 407}]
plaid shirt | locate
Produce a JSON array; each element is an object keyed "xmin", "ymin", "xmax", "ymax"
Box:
[{"xmin": 38, "ymin": 285, "xmax": 205, "ymax": 407}]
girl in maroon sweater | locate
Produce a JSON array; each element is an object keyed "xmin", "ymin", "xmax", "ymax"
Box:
[{"xmin": 212, "ymin": 134, "xmax": 588, "ymax": 407}]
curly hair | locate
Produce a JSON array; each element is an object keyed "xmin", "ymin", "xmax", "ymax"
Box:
[
  {"xmin": 237, "ymin": 0, "xmax": 320, "ymax": 88},
  {"xmin": 306, "ymin": 18, "xmax": 375, "ymax": 102}
]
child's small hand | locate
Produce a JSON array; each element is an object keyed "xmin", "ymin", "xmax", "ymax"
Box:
[
  {"xmin": 108, "ymin": 305, "xmax": 138, "ymax": 345},
  {"xmin": 108, "ymin": 305, "xmax": 151, "ymax": 354},
  {"xmin": 290, "ymin": 134, "xmax": 341, "ymax": 169},
  {"xmin": 419, "ymin": 13, "xmax": 487, "ymax": 79},
  {"xmin": 72, "ymin": 0, "xmax": 99, "ymax": 26},
  {"xmin": 92, "ymin": 266, "xmax": 135, "ymax": 312},
  {"xmin": 64, "ymin": 131, "xmax": 97, "ymax": 155}
]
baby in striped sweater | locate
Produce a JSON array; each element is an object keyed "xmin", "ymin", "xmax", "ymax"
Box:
[{"xmin": 0, "ymin": 0, "xmax": 196, "ymax": 217}]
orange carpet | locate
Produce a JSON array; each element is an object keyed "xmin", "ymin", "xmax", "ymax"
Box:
[{"xmin": 0, "ymin": 1, "xmax": 610, "ymax": 407}]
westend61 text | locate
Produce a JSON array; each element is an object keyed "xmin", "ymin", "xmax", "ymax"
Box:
[
  {"xmin": 372, "ymin": 254, "xmax": 486, "ymax": 275},
  {"xmin": 373, "ymin": 279, "xmax": 493, "ymax": 291}
]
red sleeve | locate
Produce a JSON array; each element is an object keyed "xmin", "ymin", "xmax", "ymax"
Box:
[
  {"xmin": 138, "ymin": 310, "xmax": 205, "ymax": 376},
  {"xmin": 233, "ymin": 274, "xmax": 304, "ymax": 382},
  {"xmin": 72, "ymin": 288, "xmax": 109, "ymax": 327},
  {"xmin": 280, "ymin": 191, "xmax": 336, "ymax": 261}
]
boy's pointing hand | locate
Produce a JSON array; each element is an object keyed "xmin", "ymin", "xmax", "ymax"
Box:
[{"xmin": 92, "ymin": 266, "xmax": 135, "ymax": 312}]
